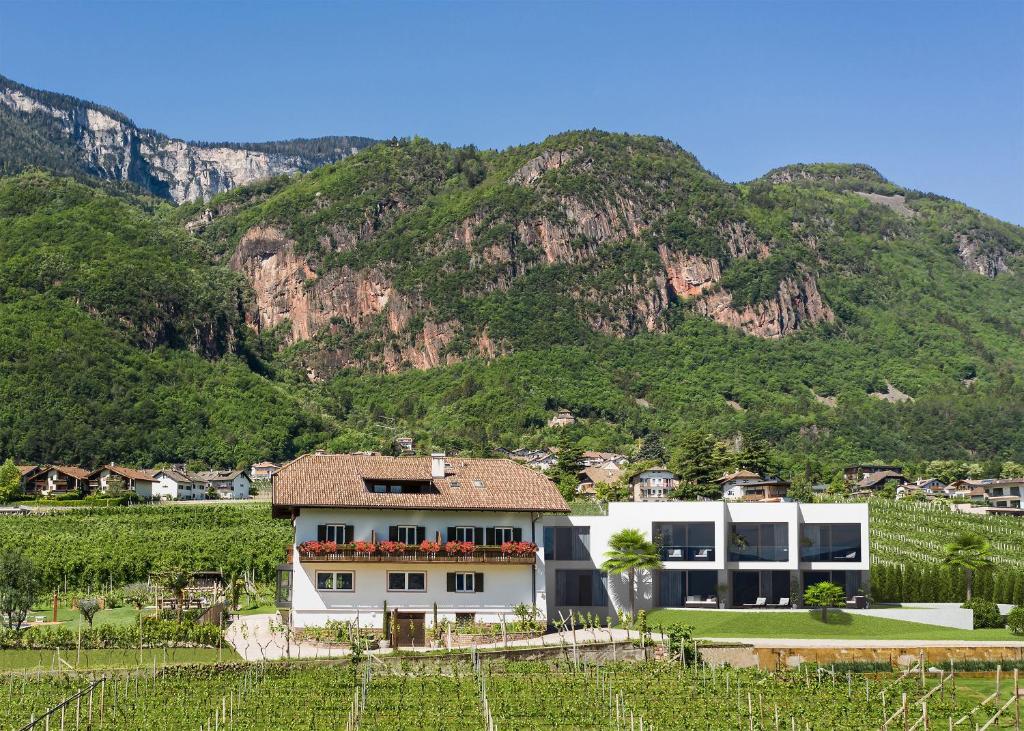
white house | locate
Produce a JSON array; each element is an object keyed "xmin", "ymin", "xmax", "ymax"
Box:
[
  {"xmin": 544, "ymin": 501, "xmax": 869, "ymax": 618},
  {"xmin": 149, "ymin": 469, "xmax": 208, "ymax": 501},
  {"xmin": 272, "ymin": 452, "xmax": 570, "ymax": 636},
  {"xmin": 191, "ymin": 470, "xmax": 251, "ymax": 499},
  {"xmin": 21, "ymin": 465, "xmax": 90, "ymax": 496},
  {"xmin": 250, "ymin": 462, "xmax": 281, "ymax": 481},
  {"xmin": 629, "ymin": 468, "xmax": 678, "ymax": 502},
  {"xmin": 716, "ymin": 471, "xmax": 791, "ymax": 502},
  {"xmin": 87, "ymin": 465, "xmax": 156, "ymax": 499}
]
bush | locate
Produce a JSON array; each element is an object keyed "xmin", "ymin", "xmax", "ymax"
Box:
[
  {"xmin": 962, "ymin": 598, "xmax": 1003, "ymax": 629},
  {"xmin": 0, "ymin": 618, "xmax": 222, "ymax": 649},
  {"xmin": 1007, "ymin": 606, "xmax": 1024, "ymax": 636}
]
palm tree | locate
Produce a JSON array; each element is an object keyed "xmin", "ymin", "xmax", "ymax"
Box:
[
  {"xmin": 157, "ymin": 566, "xmax": 192, "ymax": 622},
  {"xmin": 601, "ymin": 528, "xmax": 662, "ymax": 617},
  {"xmin": 942, "ymin": 532, "xmax": 993, "ymax": 601}
]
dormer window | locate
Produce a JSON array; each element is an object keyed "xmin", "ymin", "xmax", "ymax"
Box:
[{"xmin": 364, "ymin": 479, "xmax": 435, "ymax": 495}]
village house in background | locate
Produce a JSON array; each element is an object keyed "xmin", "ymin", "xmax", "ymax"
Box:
[
  {"xmin": 717, "ymin": 471, "xmax": 791, "ymax": 502},
  {"xmin": 190, "ymin": 469, "xmax": 252, "ymax": 499},
  {"xmin": 250, "ymin": 461, "xmax": 281, "ymax": 481},
  {"xmin": 394, "ymin": 437, "xmax": 415, "ymax": 455},
  {"xmin": 149, "ymin": 468, "xmax": 209, "ymax": 501},
  {"xmin": 19, "ymin": 465, "xmax": 90, "ymax": 496},
  {"xmin": 547, "ymin": 410, "xmax": 576, "ymax": 428},
  {"xmin": 630, "ymin": 467, "xmax": 678, "ymax": 502},
  {"xmin": 88, "ymin": 464, "xmax": 157, "ymax": 497}
]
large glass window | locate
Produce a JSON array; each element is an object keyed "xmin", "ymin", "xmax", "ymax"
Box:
[
  {"xmin": 544, "ymin": 526, "xmax": 591, "ymax": 560},
  {"xmin": 455, "ymin": 573, "xmax": 475, "ymax": 592},
  {"xmin": 653, "ymin": 522, "xmax": 715, "ymax": 561},
  {"xmin": 731, "ymin": 570, "xmax": 791, "ymax": 606},
  {"xmin": 803, "ymin": 570, "xmax": 862, "ymax": 598},
  {"xmin": 800, "ymin": 524, "xmax": 862, "ymax": 562},
  {"xmin": 453, "ymin": 526, "xmax": 476, "ymax": 542},
  {"xmin": 657, "ymin": 570, "xmax": 719, "ymax": 606},
  {"xmin": 394, "ymin": 526, "xmax": 419, "ymax": 544},
  {"xmin": 728, "ymin": 523, "xmax": 789, "ymax": 562},
  {"xmin": 555, "ymin": 570, "xmax": 608, "ymax": 607}
]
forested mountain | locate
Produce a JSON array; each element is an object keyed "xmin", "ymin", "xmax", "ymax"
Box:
[
  {"xmin": 0, "ymin": 75, "xmax": 376, "ymax": 203},
  {"xmin": 1, "ymin": 121, "xmax": 1022, "ymax": 477}
]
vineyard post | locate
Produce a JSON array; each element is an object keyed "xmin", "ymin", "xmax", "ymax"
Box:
[
  {"xmin": 1014, "ymin": 668, "xmax": 1019, "ymax": 731},
  {"xmin": 902, "ymin": 692, "xmax": 908, "ymax": 731}
]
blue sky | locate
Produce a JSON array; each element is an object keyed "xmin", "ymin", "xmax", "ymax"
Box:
[{"xmin": 1, "ymin": 1, "xmax": 1022, "ymax": 223}]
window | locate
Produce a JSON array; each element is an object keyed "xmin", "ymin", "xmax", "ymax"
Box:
[
  {"xmin": 453, "ymin": 526, "xmax": 476, "ymax": 542},
  {"xmin": 317, "ymin": 524, "xmax": 353, "ymax": 544},
  {"xmin": 447, "ymin": 572, "xmax": 484, "ymax": 593},
  {"xmin": 544, "ymin": 526, "xmax": 591, "ymax": 560},
  {"xmin": 389, "ymin": 484, "xmax": 401, "ymax": 493},
  {"xmin": 728, "ymin": 523, "xmax": 789, "ymax": 562},
  {"xmin": 372, "ymin": 484, "xmax": 386, "ymax": 493},
  {"xmin": 388, "ymin": 572, "xmax": 426, "ymax": 592},
  {"xmin": 393, "ymin": 526, "xmax": 420, "ymax": 544},
  {"xmin": 800, "ymin": 524, "xmax": 862, "ymax": 562},
  {"xmin": 316, "ymin": 571, "xmax": 354, "ymax": 591},
  {"xmin": 555, "ymin": 569, "xmax": 608, "ymax": 607},
  {"xmin": 275, "ymin": 565, "xmax": 292, "ymax": 607},
  {"xmin": 493, "ymin": 526, "xmax": 515, "ymax": 544},
  {"xmin": 653, "ymin": 522, "xmax": 715, "ymax": 561}
]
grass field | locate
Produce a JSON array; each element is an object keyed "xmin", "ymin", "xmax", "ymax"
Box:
[
  {"xmin": 648, "ymin": 609, "xmax": 1020, "ymax": 641},
  {"xmin": 0, "ymin": 646, "xmax": 239, "ymax": 671},
  {"xmin": 26, "ymin": 603, "xmax": 153, "ymax": 628}
]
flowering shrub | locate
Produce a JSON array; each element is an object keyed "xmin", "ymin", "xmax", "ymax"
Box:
[
  {"xmin": 378, "ymin": 540, "xmax": 407, "ymax": 554},
  {"xmin": 444, "ymin": 540, "xmax": 475, "ymax": 555},
  {"xmin": 500, "ymin": 541, "xmax": 538, "ymax": 556},
  {"xmin": 353, "ymin": 540, "xmax": 376, "ymax": 553},
  {"xmin": 298, "ymin": 540, "xmax": 339, "ymax": 555},
  {"xmin": 420, "ymin": 539, "xmax": 441, "ymax": 553}
]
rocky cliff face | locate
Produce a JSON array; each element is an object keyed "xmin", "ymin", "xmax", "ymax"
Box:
[
  {"xmin": 188, "ymin": 132, "xmax": 1020, "ymax": 377},
  {"xmin": 0, "ymin": 77, "xmax": 373, "ymax": 203}
]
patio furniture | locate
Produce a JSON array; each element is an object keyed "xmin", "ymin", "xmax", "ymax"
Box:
[{"xmin": 743, "ymin": 597, "xmax": 767, "ymax": 607}]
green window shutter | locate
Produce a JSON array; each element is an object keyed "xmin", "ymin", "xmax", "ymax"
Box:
[
  {"xmin": 388, "ymin": 526, "xmax": 398, "ymax": 541},
  {"xmin": 447, "ymin": 527, "xmax": 457, "ymax": 541},
  {"xmin": 474, "ymin": 527, "xmax": 484, "ymax": 545},
  {"xmin": 512, "ymin": 528, "xmax": 523, "ymax": 542},
  {"xmin": 475, "ymin": 573, "xmax": 484, "ymax": 593},
  {"xmin": 416, "ymin": 526, "xmax": 426, "ymax": 544},
  {"xmin": 446, "ymin": 573, "xmax": 456, "ymax": 592},
  {"xmin": 485, "ymin": 528, "xmax": 495, "ymax": 545},
  {"xmin": 317, "ymin": 525, "xmax": 327, "ymax": 541},
  {"xmin": 345, "ymin": 525, "xmax": 355, "ymax": 544}
]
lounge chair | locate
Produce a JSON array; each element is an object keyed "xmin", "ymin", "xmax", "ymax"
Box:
[
  {"xmin": 694, "ymin": 548, "xmax": 710, "ymax": 560},
  {"xmin": 768, "ymin": 597, "xmax": 791, "ymax": 608},
  {"xmin": 743, "ymin": 597, "xmax": 767, "ymax": 607}
]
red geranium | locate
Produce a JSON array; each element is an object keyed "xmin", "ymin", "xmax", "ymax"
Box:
[
  {"xmin": 500, "ymin": 541, "xmax": 537, "ymax": 556},
  {"xmin": 378, "ymin": 540, "xmax": 407, "ymax": 554},
  {"xmin": 298, "ymin": 540, "xmax": 340, "ymax": 555},
  {"xmin": 353, "ymin": 540, "xmax": 376, "ymax": 554},
  {"xmin": 444, "ymin": 540, "xmax": 475, "ymax": 555},
  {"xmin": 420, "ymin": 539, "xmax": 441, "ymax": 553}
]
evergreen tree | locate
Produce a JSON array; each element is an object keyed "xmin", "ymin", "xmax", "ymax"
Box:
[{"xmin": 634, "ymin": 433, "xmax": 666, "ymax": 463}]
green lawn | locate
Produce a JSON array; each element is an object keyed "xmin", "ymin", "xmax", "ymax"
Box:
[
  {"xmin": 27, "ymin": 603, "xmax": 152, "ymax": 628},
  {"xmin": 0, "ymin": 646, "xmax": 239, "ymax": 671},
  {"xmin": 647, "ymin": 609, "xmax": 1020, "ymax": 642}
]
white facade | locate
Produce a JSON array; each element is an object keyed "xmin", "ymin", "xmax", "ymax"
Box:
[
  {"xmin": 630, "ymin": 469, "xmax": 677, "ymax": 501},
  {"xmin": 150, "ymin": 471, "xmax": 206, "ymax": 501},
  {"xmin": 287, "ymin": 508, "xmax": 546, "ymax": 629},
  {"xmin": 92, "ymin": 468, "xmax": 154, "ymax": 499},
  {"xmin": 544, "ymin": 501, "xmax": 869, "ymax": 618}
]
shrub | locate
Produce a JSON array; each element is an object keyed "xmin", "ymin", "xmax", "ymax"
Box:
[
  {"xmin": 962, "ymin": 598, "xmax": 1003, "ymax": 629},
  {"xmin": 1007, "ymin": 606, "xmax": 1024, "ymax": 636}
]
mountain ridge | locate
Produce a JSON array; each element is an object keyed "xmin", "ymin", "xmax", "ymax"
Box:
[
  {"xmin": 0, "ymin": 78, "xmax": 1022, "ymax": 472},
  {"xmin": 0, "ymin": 75, "xmax": 376, "ymax": 203}
]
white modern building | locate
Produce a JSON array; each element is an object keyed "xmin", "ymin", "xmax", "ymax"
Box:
[
  {"xmin": 272, "ymin": 452, "xmax": 569, "ymax": 640},
  {"xmin": 544, "ymin": 501, "xmax": 869, "ymax": 618},
  {"xmin": 191, "ymin": 470, "xmax": 252, "ymax": 499},
  {"xmin": 273, "ymin": 453, "xmax": 870, "ymax": 641}
]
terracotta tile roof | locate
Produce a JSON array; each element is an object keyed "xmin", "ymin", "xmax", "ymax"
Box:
[
  {"xmin": 17, "ymin": 464, "xmax": 39, "ymax": 476},
  {"xmin": 857, "ymin": 470, "xmax": 906, "ymax": 488},
  {"xmin": 578, "ymin": 465, "xmax": 622, "ymax": 485},
  {"xmin": 53, "ymin": 465, "xmax": 90, "ymax": 480},
  {"xmin": 151, "ymin": 469, "xmax": 195, "ymax": 484},
  {"xmin": 192, "ymin": 470, "xmax": 245, "ymax": 482},
  {"xmin": 714, "ymin": 469, "xmax": 761, "ymax": 483},
  {"xmin": 273, "ymin": 453, "xmax": 569, "ymax": 513},
  {"xmin": 93, "ymin": 464, "xmax": 154, "ymax": 482}
]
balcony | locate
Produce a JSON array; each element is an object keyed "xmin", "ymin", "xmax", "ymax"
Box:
[
  {"xmin": 296, "ymin": 546, "xmax": 537, "ymax": 565},
  {"xmin": 659, "ymin": 545, "xmax": 715, "ymax": 562}
]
